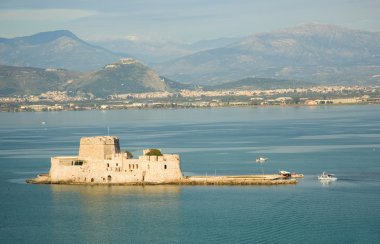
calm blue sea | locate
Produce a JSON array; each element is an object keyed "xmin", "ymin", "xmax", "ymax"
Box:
[{"xmin": 0, "ymin": 106, "xmax": 379, "ymax": 243}]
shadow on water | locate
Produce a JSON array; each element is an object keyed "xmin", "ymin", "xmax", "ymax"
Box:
[
  {"xmin": 50, "ymin": 184, "xmax": 182, "ymax": 196},
  {"xmin": 48, "ymin": 184, "xmax": 183, "ymax": 243}
]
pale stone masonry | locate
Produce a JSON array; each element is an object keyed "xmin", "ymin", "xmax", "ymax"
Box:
[{"xmin": 48, "ymin": 136, "xmax": 183, "ymax": 184}]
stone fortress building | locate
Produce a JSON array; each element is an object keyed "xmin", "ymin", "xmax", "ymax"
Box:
[
  {"xmin": 29, "ymin": 136, "xmax": 298, "ymax": 185},
  {"xmin": 48, "ymin": 136, "xmax": 183, "ymax": 184}
]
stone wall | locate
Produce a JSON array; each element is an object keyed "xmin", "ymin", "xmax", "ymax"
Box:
[{"xmin": 137, "ymin": 154, "xmax": 182, "ymax": 182}]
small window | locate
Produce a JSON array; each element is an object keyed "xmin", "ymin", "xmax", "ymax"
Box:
[
  {"xmin": 107, "ymin": 175, "xmax": 112, "ymax": 182},
  {"xmin": 164, "ymin": 164, "xmax": 167, "ymax": 169},
  {"xmin": 136, "ymin": 164, "xmax": 138, "ymax": 169},
  {"xmin": 74, "ymin": 160, "xmax": 84, "ymax": 166},
  {"xmin": 116, "ymin": 163, "xmax": 118, "ymax": 167},
  {"xmin": 91, "ymin": 178, "xmax": 94, "ymax": 182},
  {"xmin": 107, "ymin": 163, "xmax": 109, "ymax": 167}
]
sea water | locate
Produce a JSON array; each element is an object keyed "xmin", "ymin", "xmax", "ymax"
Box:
[{"xmin": 0, "ymin": 106, "xmax": 379, "ymax": 243}]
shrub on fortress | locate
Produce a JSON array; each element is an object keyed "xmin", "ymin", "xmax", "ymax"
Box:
[
  {"xmin": 145, "ymin": 149, "xmax": 163, "ymax": 156},
  {"xmin": 124, "ymin": 150, "xmax": 133, "ymax": 158}
]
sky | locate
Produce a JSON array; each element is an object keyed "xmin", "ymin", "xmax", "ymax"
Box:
[{"xmin": 0, "ymin": 0, "xmax": 379, "ymax": 43}]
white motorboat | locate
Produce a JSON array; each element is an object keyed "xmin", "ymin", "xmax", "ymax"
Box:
[
  {"xmin": 279, "ymin": 170, "xmax": 291, "ymax": 178},
  {"xmin": 318, "ymin": 172, "xmax": 337, "ymax": 181},
  {"xmin": 256, "ymin": 157, "xmax": 268, "ymax": 163}
]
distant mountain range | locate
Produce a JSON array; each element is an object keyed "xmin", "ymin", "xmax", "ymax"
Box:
[
  {"xmin": 0, "ymin": 30, "xmax": 122, "ymax": 71},
  {"xmin": 1, "ymin": 24, "xmax": 380, "ymax": 97},
  {"xmin": 156, "ymin": 24, "xmax": 380, "ymax": 85}
]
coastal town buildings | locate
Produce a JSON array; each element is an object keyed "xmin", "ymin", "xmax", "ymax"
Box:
[{"xmin": 1, "ymin": 85, "xmax": 379, "ymax": 112}]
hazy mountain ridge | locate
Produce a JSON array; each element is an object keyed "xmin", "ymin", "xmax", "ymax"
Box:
[
  {"xmin": 92, "ymin": 36, "xmax": 243, "ymax": 64},
  {"xmin": 156, "ymin": 24, "xmax": 380, "ymax": 84},
  {"xmin": 1, "ymin": 25, "xmax": 380, "ymax": 98},
  {"xmin": 0, "ymin": 30, "xmax": 122, "ymax": 71}
]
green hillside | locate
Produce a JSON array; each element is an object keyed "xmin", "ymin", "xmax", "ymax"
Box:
[
  {"xmin": 0, "ymin": 65, "xmax": 78, "ymax": 96},
  {"xmin": 0, "ymin": 61, "xmax": 314, "ymax": 98},
  {"xmin": 68, "ymin": 59, "xmax": 177, "ymax": 97},
  {"xmin": 0, "ymin": 59, "xmax": 194, "ymax": 97}
]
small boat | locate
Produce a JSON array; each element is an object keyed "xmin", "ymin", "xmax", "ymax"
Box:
[
  {"xmin": 318, "ymin": 172, "xmax": 337, "ymax": 181},
  {"xmin": 279, "ymin": 170, "xmax": 291, "ymax": 178},
  {"xmin": 256, "ymin": 157, "xmax": 268, "ymax": 163}
]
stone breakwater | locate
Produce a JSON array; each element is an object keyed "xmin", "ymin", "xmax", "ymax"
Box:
[
  {"xmin": 180, "ymin": 175, "xmax": 297, "ymax": 185},
  {"xmin": 27, "ymin": 174, "xmax": 297, "ymax": 185}
]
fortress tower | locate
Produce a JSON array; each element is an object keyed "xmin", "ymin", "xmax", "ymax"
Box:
[{"xmin": 79, "ymin": 136, "xmax": 120, "ymax": 160}]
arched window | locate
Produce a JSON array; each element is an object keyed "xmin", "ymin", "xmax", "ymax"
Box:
[
  {"xmin": 107, "ymin": 175, "xmax": 112, "ymax": 182},
  {"xmin": 164, "ymin": 164, "xmax": 167, "ymax": 169}
]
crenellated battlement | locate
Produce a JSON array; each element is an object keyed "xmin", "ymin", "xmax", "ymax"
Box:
[{"xmin": 138, "ymin": 154, "xmax": 179, "ymax": 162}]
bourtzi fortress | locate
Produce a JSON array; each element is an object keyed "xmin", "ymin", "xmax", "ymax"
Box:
[
  {"xmin": 46, "ymin": 136, "xmax": 183, "ymax": 184},
  {"xmin": 29, "ymin": 136, "xmax": 298, "ymax": 185}
]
